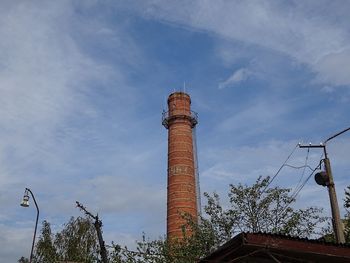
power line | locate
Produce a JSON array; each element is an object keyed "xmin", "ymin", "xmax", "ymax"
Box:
[
  {"xmin": 278, "ymin": 158, "xmax": 323, "ymax": 218},
  {"xmin": 290, "ymin": 163, "xmax": 320, "ymax": 201},
  {"xmin": 290, "ymin": 147, "xmax": 310, "ymax": 198},
  {"xmin": 290, "ymin": 153, "xmax": 323, "ymax": 201},
  {"xmin": 324, "ymin": 126, "xmax": 350, "ymax": 144},
  {"xmin": 262, "ymin": 143, "xmax": 299, "ymax": 193},
  {"xmin": 283, "ymin": 163, "xmax": 313, "ymax": 171},
  {"xmin": 262, "ymin": 143, "xmax": 320, "ymax": 199}
]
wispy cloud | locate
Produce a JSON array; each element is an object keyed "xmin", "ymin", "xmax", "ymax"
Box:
[
  {"xmin": 0, "ymin": 1, "xmax": 141, "ymax": 260},
  {"xmin": 313, "ymin": 48, "xmax": 350, "ymax": 86},
  {"xmin": 136, "ymin": 0, "xmax": 350, "ymax": 87},
  {"xmin": 218, "ymin": 68, "xmax": 251, "ymax": 89},
  {"xmin": 217, "ymin": 100, "xmax": 289, "ymax": 137}
]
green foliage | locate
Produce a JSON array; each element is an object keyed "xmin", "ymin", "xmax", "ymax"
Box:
[
  {"xmin": 29, "ymin": 216, "xmax": 100, "ymax": 263},
  {"xmin": 110, "ymin": 234, "xmax": 201, "ymax": 263},
  {"xmin": 344, "ymin": 186, "xmax": 350, "ymax": 243},
  {"xmin": 326, "ymin": 185, "xmax": 350, "ymax": 244},
  {"xmin": 111, "ymin": 176, "xmax": 327, "ymax": 262},
  {"xmin": 35, "ymin": 220, "xmax": 58, "ymax": 262},
  {"xmin": 225, "ymin": 176, "xmax": 326, "ymax": 237},
  {"xmin": 54, "ymin": 216, "xmax": 99, "ymax": 262},
  {"xmin": 20, "ymin": 177, "xmax": 329, "ymax": 262},
  {"xmin": 345, "ymin": 186, "xmax": 350, "ymax": 209}
]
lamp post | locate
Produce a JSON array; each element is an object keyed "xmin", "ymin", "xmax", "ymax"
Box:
[
  {"xmin": 21, "ymin": 188, "xmax": 39, "ymax": 263},
  {"xmin": 299, "ymin": 127, "xmax": 350, "ymax": 244}
]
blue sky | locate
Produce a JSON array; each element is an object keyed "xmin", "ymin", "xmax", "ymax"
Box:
[{"xmin": 1, "ymin": 0, "xmax": 350, "ymax": 261}]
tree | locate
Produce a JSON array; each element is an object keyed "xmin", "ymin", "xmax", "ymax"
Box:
[
  {"xmin": 21, "ymin": 216, "xmax": 100, "ymax": 263},
  {"xmin": 224, "ymin": 176, "xmax": 324, "ymax": 236},
  {"xmin": 318, "ymin": 185, "xmax": 350, "ymax": 244},
  {"xmin": 54, "ymin": 216, "xmax": 99, "ymax": 262},
  {"xmin": 20, "ymin": 177, "xmax": 327, "ymax": 262},
  {"xmin": 343, "ymin": 186, "xmax": 350, "ymax": 243},
  {"xmin": 111, "ymin": 176, "xmax": 327, "ymax": 262},
  {"xmin": 35, "ymin": 220, "xmax": 58, "ymax": 262}
]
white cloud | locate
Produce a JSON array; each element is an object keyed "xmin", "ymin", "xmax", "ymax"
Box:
[
  {"xmin": 314, "ymin": 48, "xmax": 350, "ymax": 86},
  {"xmin": 321, "ymin": 86, "xmax": 335, "ymax": 93},
  {"xmin": 217, "ymin": 100, "xmax": 289, "ymax": 135},
  {"xmin": 0, "ymin": 1, "xmax": 139, "ymax": 260},
  {"xmin": 218, "ymin": 68, "xmax": 251, "ymax": 89},
  {"xmin": 135, "ymin": 0, "xmax": 350, "ymax": 87}
]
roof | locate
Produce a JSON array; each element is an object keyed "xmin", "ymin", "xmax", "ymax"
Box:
[{"xmin": 198, "ymin": 232, "xmax": 350, "ymax": 262}]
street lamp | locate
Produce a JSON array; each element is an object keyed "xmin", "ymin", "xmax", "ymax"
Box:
[
  {"xmin": 20, "ymin": 188, "xmax": 39, "ymax": 263},
  {"xmin": 299, "ymin": 126, "xmax": 350, "ymax": 244}
]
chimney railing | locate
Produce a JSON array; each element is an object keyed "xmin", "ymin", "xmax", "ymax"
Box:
[{"xmin": 162, "ymin": 110, "xmax": 198, "ymax": 129}]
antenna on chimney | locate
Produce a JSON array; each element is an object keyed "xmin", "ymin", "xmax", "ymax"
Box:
[{"xmin": 163, "ymin": 94, "xmax": 167, "ymax": 111}]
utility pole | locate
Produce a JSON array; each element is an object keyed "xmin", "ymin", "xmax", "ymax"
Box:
[
  {"xmin": 299, "ymin": 127, "xmax": 350, "ymax": 244},
  {"xmin": 76, "ymin": 201, "xmax": 109, "ymax": 263}
]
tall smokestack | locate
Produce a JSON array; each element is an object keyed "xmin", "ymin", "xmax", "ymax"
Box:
[{"xmin": 162, "ymin": 92, "xmax": 198, "ymax": 240}]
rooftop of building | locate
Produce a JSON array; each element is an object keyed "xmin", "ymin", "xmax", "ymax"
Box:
[{"xmin": 198, "ymin": 232, "xmax": 350, "ymax": 263}]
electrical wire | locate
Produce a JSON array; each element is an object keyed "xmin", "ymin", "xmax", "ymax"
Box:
[
  {"xmin": 290, "ymin": 148, "xmax": 310, "ymax": 198},
  {"xmin": 283, "ymin": 164, "xmax": 313, "ymax": 171},
  {"xmin": 290, "ymin": 154, "xmax": 323, "ymax": 201},
  {"xmin": 263, "ymin": 144, "xmax": 322, "ymax": 210},
  {"xmin": 278, "ymin": 157, "xmax": 323, "ymax": 218},
  {"xmin": 290, "ymin": 164, "xmax": 320, "ymax": 201},
  {"xmin": 324, "ymin": 126, "xmax": 350, "ymax": 144},
  {"xmin": 262, "ymin": 143, "xmax": 299, "ymax": 193}
]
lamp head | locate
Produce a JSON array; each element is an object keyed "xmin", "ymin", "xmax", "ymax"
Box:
[{"xmin": 20, "ymin": 189, "xmax": 30, "ymax": 207}]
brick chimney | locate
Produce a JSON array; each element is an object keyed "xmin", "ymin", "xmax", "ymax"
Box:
[{"xmin": 162, "ymin": 92, "xmax": 198, "ymax": 240}]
